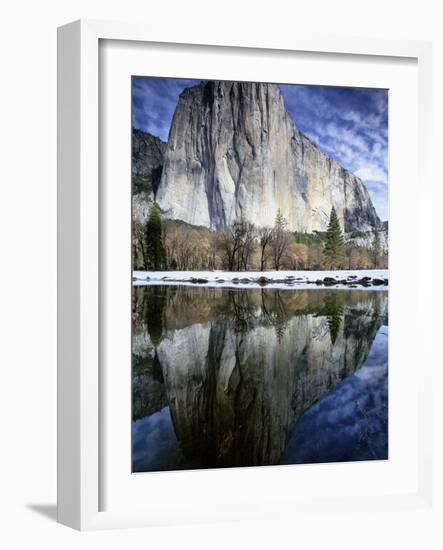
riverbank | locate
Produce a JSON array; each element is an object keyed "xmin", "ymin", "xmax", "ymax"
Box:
[{"xmin": 133, "ymin": 269, "xmax": 389, "ymax": 290}]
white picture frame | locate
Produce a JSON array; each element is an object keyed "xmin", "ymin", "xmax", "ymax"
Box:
[{"xmin": 57, "ymin": 19, "xmax": 433, "ymax": 531}]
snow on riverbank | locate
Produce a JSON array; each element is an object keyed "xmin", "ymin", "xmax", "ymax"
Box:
[{"xmin": 133, "ymin": 269, "xmax": 389, "ymax": 291}]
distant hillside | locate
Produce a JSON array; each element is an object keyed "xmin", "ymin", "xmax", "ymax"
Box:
[{"xmin": 132, "ymin": 129, "xmax": 166, "ymax": 195}]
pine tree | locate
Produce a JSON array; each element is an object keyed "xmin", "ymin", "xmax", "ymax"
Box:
[
  {"xmin": 323, "ymin": 207, "xmax": 345, "ymax": 269},
  {"xmin": 270, "ymin": 209, "xmax": 291, "ymax": 271},
  {"xmin": 145, "ymin": 205, "xmax": 166, "ymax": 270},
  {"xmin": 275, "ymin": 209, "xmax": 287, "ymax": 232}
]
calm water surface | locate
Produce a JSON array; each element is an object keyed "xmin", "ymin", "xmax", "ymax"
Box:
[{"xmin": 132, "ymin": 285, "xmax": 388, "ymax": 472}]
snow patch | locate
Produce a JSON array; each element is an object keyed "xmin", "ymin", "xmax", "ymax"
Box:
[{"xmin": 133, "ymin": 269, "xmax": 389, "ymax": 291}]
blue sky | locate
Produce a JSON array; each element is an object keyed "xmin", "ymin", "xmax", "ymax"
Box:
[{"xmin": 132, "ymin": 77, "xmax": 388, "ymax": 221}]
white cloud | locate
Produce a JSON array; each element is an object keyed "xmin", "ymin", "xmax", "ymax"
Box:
[{"xmin": 355, "ymin": 166, "xmax": 388, "ymax": 184}]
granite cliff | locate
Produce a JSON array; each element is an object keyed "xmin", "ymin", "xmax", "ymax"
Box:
[
  {"xmin": 132, "ymin": 129, "xmax": 166, "ymax": 225},
  {"xmin": 132, "ymin": 128, "xmax": 166, "ymax": 187},
  {"xmin": 149, "ymin": 81, "xmax": 380, "ymax": 232}
]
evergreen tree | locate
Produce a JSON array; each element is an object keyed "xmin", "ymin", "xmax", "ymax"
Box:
[
  {"xmin": 275, "ymin": 209, "xmax": 287, "ymax": 232},
  {"xmin": 270, "ymin": 209, "xmax": 291, "ymax": 271},
  {"xmin": 323, "ymin": 207, "xmax": 345, "ymax": 269},
  {"xmin": 145, "ymin": 205, "xmax": 166, "ymax": 270}
]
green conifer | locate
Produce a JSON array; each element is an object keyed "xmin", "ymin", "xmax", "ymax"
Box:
[
  {"xmin": 323, "ymin": 207, "xmax": 345, "ymax": 269},
  {"xmin": 145, "ymin": 205, "xmax": 166, "ymax": 270}
]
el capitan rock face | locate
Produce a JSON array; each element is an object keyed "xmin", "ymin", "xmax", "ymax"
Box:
[{"xmin": 154, "ymin": 81, "xmax": 380, "ymax": 232}]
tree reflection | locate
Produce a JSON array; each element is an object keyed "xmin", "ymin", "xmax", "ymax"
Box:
[
  {"xmin": 143, "ymin": 286, "xmax": 167, "ymax": 346},
  {"xmin": 322, "ymin": 293, "xmax": 345, "ymax": 344},
  {"xmin": 132, "ymin": 286, "xmax": 388, "ymax": 470},
  {"xmin": 261, "ymin": 290, "xmax": 289, "ymax": 342}
]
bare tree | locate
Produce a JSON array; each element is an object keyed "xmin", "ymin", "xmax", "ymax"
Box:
[
  {"xmin": 132, "ymin": 220, "xmax": 147, "ymax": 269},
  {"xmin": 372, "ymin": 229, "xmax": 381, "ymax": 268},
  {"xmin": 286, "ymin": 242, "xmax": 308, "ymax": 270},
  {"xmin": 163, "ymin": 222, "xmax": 179, "ymax": 269},
  {"xmin": 208, "ymin": 237, "xmax": 219, "ymax": 270},
  {"xmin": 217, "ymin": 220, "xmax": 256, "ymax": 271},
  {"xmin": 238, "ymin": 221, "xmax": 256, "ymax": 270},
  {"xmin": 217, "ymin": 228, "xmax": 240, "ymax": 271},
  {"xmin": 258, "ymin": 226, "xmax": 274, "ymax": 271},
  {"xmin": 308, "ymin": 244, "xmax": 324, "ymax": 269}
]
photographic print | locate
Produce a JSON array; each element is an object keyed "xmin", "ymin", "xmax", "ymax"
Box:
[{"xmin": 131, "ymin": 77, "xmax": 388, "ymax": 472}]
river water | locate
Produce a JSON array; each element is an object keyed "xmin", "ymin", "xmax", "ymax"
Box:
[{"xmin": 132, "ymin": 285, "xmax": 388, "ymax": 472}]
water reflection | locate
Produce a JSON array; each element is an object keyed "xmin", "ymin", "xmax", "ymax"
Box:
[
  {"xmin": 132, "ymin": 286, "xmax": 388, "ymax": 472},
  {"xmin": 281, "ymin": 326, "xmax": 388, "ymax": 464}
]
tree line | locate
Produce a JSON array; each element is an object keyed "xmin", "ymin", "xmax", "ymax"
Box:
[{"xmin": 132, "ymin": 205, "xmax": 387, "ymax": 272}]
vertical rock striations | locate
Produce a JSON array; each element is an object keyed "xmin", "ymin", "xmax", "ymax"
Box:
[
  {"xmin": 155, "ymin": 81, "xmax": 380, "ymax": 232},
  {"xmin": 132, "ymin": 128, "xmax": 166, "ymax": 186},
  {"xmin": 132, "ymin": 129, "xmax": 166, "ymax": 226},
  {"xmin": 151, "ymin": 288, "xmax": 388, "ymax": 467}
]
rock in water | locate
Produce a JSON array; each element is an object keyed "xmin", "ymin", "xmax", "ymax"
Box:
[{"xmin": 155, "ymin": 81, "xmax": 380, "ymax": 232}]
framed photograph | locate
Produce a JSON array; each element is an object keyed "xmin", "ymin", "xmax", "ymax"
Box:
[{"xmin": 57, "ymin": 19, "xmax": 433, "ymax": 530}]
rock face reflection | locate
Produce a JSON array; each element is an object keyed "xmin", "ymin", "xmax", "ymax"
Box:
[{"xmin": 132, "ymin": 286, "xmax": 388, "ymax": 470}]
